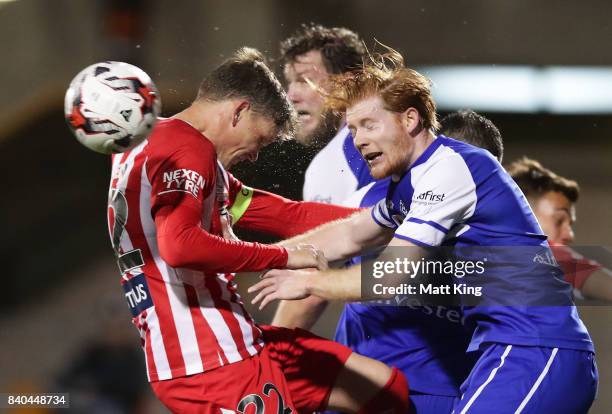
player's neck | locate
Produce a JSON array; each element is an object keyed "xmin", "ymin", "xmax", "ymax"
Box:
[
  {"xmin": 405, "ymin": 129, "xmax": 436, "ymax": 170},
  {"xmin": 172, "ymin": 101, "xmax": 212, "ymax": 134},
  {"xmin": 172, "ymin": 101, "xmax": 231, "ymax": 154}
]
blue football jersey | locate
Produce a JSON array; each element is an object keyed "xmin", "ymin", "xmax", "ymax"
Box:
[
  {"xmin": 371, "ymin": 135, "xmax": 593, "ymax": 352},
  {"xmin": 337, "ymin": 177, "xmax": 475, "ymax": 396},
  {"xmin": 303, "ymin": 126, "xmax": 373, "ymax": 204}
]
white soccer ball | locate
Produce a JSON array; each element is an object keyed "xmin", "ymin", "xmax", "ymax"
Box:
[{"xmin": 64, "ymin": 61, "xmax": 161, "ymax": 154}]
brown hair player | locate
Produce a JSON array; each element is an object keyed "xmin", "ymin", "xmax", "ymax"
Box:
[{"xmin": 508, "ymin": 157, "xmax": 612, "ymax": 301}]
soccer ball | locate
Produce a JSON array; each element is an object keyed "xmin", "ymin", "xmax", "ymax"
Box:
[{"xmin": 64, "ymin": 61, "xmax": 161, "ymax": 154}]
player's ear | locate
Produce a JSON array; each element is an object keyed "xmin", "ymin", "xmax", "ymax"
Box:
[
  {"xmin": 232, "ymin": 101, "xmax": 251, "ymax": 127},
  {"xmin": 403, "ymin": 107, "xmax": 423, "ymax": 135}
]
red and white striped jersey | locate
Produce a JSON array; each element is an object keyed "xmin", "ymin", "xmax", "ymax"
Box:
[{"xmin": 107, "ymin": 119, "xmax": 263, "ymax": 382}]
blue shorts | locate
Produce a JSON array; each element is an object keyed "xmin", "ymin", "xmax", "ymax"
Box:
[
  {"xmin": 452, "ymin": 344, "xmax": 598, "ymax": 414},
  {"xmin": 410, "ymin": 392, "xmax": 455, "ymax": 413}
]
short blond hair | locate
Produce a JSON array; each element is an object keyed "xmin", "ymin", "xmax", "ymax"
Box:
[{"xmin": 325, "ymin": 47, "xmax": 439, "ymax": 130}]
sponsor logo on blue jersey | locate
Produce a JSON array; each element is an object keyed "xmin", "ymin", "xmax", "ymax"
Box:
[{"xmin": 414, "ymin": 190, "xmax": 446, "ymax": 202}]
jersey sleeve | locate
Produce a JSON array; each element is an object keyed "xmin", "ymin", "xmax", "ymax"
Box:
[
  {"xmin": 226, "ymin": 172, "xmax": 359, "ymax": 238},
  {"xmin": 371, "ymin": 198, "xmax": 396, "ymax": 229},
  {"xmin": 395, "ymin": 154, "xmax": 477, "ymax": 247},
  {"xmin": 155, "ymin": 203, "xmax": 288, "ymax": 273},
  {"xmin": 145, "ymin": 126, "xmax": 288, "ymax": 272},
  {"xmin": 146, "ymin": 128, "xmax": 216, "ymax": 216}
]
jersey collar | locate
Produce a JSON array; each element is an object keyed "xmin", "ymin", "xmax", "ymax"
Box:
[{"xmin": 392, "ymin": 134, "xmax": 444, "ymax": 182}]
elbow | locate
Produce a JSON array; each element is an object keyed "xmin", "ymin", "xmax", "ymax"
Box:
[
  {"xmin": 158, "ymin": 237, "xmax": 189, "ymax": 268},
  {"xmin": 157, "ymin": 230, "xmax": 202, "ymax": 269},
  {"xmin": 157, "ymin": 231, "xmax": 221, "ymax": 272}
]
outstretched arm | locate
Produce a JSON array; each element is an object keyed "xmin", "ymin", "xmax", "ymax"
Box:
[
  {"xmin": 224, "ymin": 176, "xmax": 358, "ymax": 328},
  {"xmin": 553, "ymin": 245, "xmax": 612, "ymax": 302},
  {"xmin": 230, "ymin": 185, "xmax": 359, "ymax": 238},
  {"xmin": 224, "ymin": 171, "xmax": 358, "ymax": 238},
  {"xmin": 249, "ymin": 237, "xmax": 425, "ymax": 308},
  {"xmin": 225, "ymin": 169, "xmax": 391, "ymax": 259},
  {"xmin": 270, "ymin": 201, "xmax": 391, "ymax": 328},
  {"xmin": 579, "ymin": 268, "xmax": 612, "ymax": 302},
  {"xmin": 155, "ymin": 203, "xmax": 326, "ymax": 273},
  {"xmin": 277, "ymin": 207, "xmax": 394, "ymax": 262}
]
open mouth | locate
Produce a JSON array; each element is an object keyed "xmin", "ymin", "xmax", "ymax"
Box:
[
  {"xmin": 364, "ymin": 151, "xmax": 383, "ymax": 166},
  {"xmin": 297, "ymin": 110, "xmax": 311, "ymax": 121}
]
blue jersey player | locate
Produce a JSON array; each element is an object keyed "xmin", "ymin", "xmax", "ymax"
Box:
[
  {"xmin": 328, "ymin": 110, "xmax": 506, "ymax": 414},
  {"xmin": 274, "ymin": 25, "xmax": 481, "ymax": 413},
  {"xmin": 251, "ymin": 48, "xmax": 597, "ymax": 413}
]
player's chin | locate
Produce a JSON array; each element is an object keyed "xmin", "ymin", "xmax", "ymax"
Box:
[
  {"xmin": 294, "ymin": 130, "xmax": 316, "ymax": 146},
  {"xmin": 369, "ymin": 163, "xmax": 391, "ymax": 180},
  {"xmin": 294, "ymin": 123, "xmax": 320, "ymax": 146}
]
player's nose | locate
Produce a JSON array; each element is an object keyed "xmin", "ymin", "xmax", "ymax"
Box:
[
  {"xmin": 353, "ymin": 132, "xmax": 368, "ymax": 152},
  {"xmin": 561, "ymin": 225, "xmax": 575, "ymax": 245},
  {"xmin": 287, "ymin": 83, "xmax": 302, "ymax": 104}
]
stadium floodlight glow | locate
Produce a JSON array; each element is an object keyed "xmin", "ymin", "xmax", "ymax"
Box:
[
  {"xmin": 544, "ymin": 67, "xmax": 612, "ymax": 113},
  {"xmin": 418, "ymin": 65, "xmax": 612, "ymax": 114}
]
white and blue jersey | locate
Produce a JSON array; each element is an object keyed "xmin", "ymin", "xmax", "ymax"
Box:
[
  {"xmin": 369, "ymin": 135, "xmax": 597, "ymax": 413},
  {"xmin": 303, "ymin": 126, "xmax": 372, "ymax": 204},
  {"xmin": 371, "ymin": 135, "xmax": 593, "ymax": 353},
  {"xmin": 329, "ymin": 179, "xmax": 476, "ymax": 414}
]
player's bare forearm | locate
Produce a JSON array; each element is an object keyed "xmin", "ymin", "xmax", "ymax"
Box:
[
  {"xmin": 296, "ymin": 239, "xmax": 428, "ymax": 301},
  {"xmin": 249, "ymin": 266, "xmax": 362, "ymax": 309},
  {"xmin": 306, "ymin": 238, "xmax": 429, "ymax": 301},
  {"xmin": 581, "ymin": 268, "xmax": 612, "ymax": 302},
  {"xmin": 305, "ymin": 266, "xmax": 363, "ymax": 301},
  {"xmin": 278, "ymin": 208, "xmax": 392, "ymax": 262},
  {"xmin": 276, "ymin": 216, "xmax": 356, "ymax": 261},
  {"xmin": 271, "ymin": 297, "xmax": 329, "ymax": 330},
  {"xmin": 249, "ymin": 238, "xmax": 430, "ymax": 308}
]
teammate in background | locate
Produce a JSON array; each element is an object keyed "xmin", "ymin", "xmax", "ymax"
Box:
[
  {"xmin": 508, "ymin": 157, "xmax": 612, "ymax": 301},
  {"xmin": 274, "ymin": 23, "xmax": 375, "ymax": 330},
  {"xmin": 108, "ymin": 47, "xmax": 408, "ymax": 413},
  {"xmin": 282, "ymin": 23, "xmax": 372, "ymax": 204},
  {"xmin": 437, "ymin": 109, "xmax": 503, "ymax": 162},
  {"xmin": 250, "ymin": 48, "xmax": 597, "ymax": 413}
]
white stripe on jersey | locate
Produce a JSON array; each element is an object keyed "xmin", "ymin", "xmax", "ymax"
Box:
[
  {"xmin": 115, "ymin": 149, "xmax": 172, "ymax": 380},
  {"xmin": 110, "ymin": 131, "xmax": 263, "ymax": 382},
  {"xmin": 140, "ymin": 166, "xmax": 204, "ymax": 376},
  {"xmin": 135, "ymin": 314, "xmax": 150, "ymax": 380},
  {"xmin": 372, "ymin": 199, "xmax": 395, "ymax": 228},
  {"xmin": 194, "ymin": 282, "xmax": 244, "ymax": 364},
  {"xmin": 218, "ymin": 273, "xmax": 262, "ymax": 356},
  {"xmin": 145, "ymin": 307, "xmax": 172, "ymax": 380}
]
